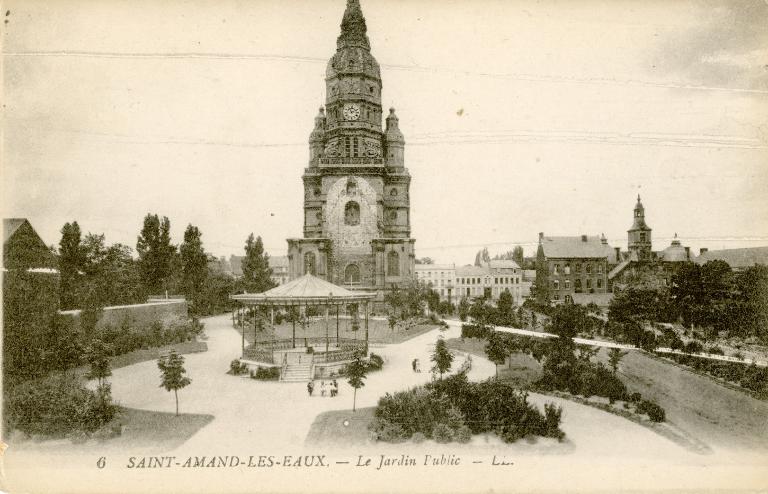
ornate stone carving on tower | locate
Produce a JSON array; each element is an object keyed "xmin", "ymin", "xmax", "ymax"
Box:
[
  {"xmin": 287, "ymin": 0, "xmax": 416, "ymax": 303},
  {"xmin": 627, "ymin": 195, "xmax": 652, "ymax": 261}
]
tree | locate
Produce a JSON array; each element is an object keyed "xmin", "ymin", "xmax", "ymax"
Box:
[
  {"xmin": 58, "ymin": 221, "xmax": 85, "ymax": 310},
  {"xmin": 474, "ymin": 247, "xmax": 490, "ymax": 267},
  {"xmin": 415, "ymin": 257, "xmax": 434, "ymax": 265},
  {"xmin": 431, "ymin": 337, "xmax": 454, "ymax": 379},
  {"xmin": 240, "ymin": 233, "xmax": 275, "ymax": 293},
  {"xmin": 496, "ymin": 290, "xmax": 515, "ymax": 325},
  {"xmin": 512, "ymin": 245, "xmax": 524, "ymax": 268},
  {"xmin": 85, "ymin": 340, "xmax": 113, "ymax": 386},
  {"xmin": 180, "ymin": 224, "xmax": 209, "ymax": 313},
  {"xmin": 346, "ymin": 353, "xmax": 368, "ymax": 412},
  {"xmin": 485, "ymin": 331, "xmax": 507, "ymax": 377},
  {"xmin": 137, "ymin": 213, "xmax": 176, "ymax": 295},
  {"xmin": 157, "ymin": 351, "xmax": 192, "ymax": 416}
]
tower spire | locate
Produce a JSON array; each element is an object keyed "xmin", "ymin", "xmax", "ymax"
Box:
[{"xmin": 337, "ymin": 0, "xmax": 370, "ymax": 51}]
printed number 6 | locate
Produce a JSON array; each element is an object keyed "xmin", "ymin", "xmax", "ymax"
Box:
[{"xmin": 97, "ymin": 457, "xmax": 106, "ymax": 469}]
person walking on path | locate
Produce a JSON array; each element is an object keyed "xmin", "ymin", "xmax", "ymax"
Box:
[
  {"xmin": 412, "ymin": 358, "xmax": 417, "ymax": 372},
  {"xmin": 332, "ymin": 379, "xmax": 338, "ymax": 397},
  {"xmin": 321, "ymin": 380, "xmax": 327, "ymax": 397},
  {"xmin": 415, "ymin": 359, "xmax": 421, "ymax": 373},
  {"xmin": 307, "ymin": 380, "xmax": 314, "ymax": 397}
]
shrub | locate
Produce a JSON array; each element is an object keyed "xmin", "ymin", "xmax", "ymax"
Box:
[
  {"xmin": 373, "ymin": 420, "xmax": 408, "ymax": 443},
  {"xmin": 411, "ymin": 432, "xmax": 427, "ymax": 444},
  {"xmin": 543, "ymin": 403, "xmax": 565, "ymax": 440},
  {"xmin": 637, "ymin": 400, "xmax": 666, "ymax": 422},
  {"xmin": 683, "ymin": 341, "xmax": 703, "ymax": 354},
  {"xmin": 367, "ymin": 353, "xmax": 384, "ymax": 371},
  {"xmin": 454, "ymin": 425, "xmax": 472, "ymax": 443},
  {"xmin": 707, "ymin": 345, "xmax": 724, "ymax": 355},
  {"xmin": 250, "ymin": 367, "xmax": 280, "ymax": 380},
  {"xmin": 432, "ymin": 423, "xmax": 454, "ymax": 443},
  {"xmin": 6, "ymin": 374, "xmax": 116, "ymax": 437},
  {"xmin": 629, "ymin": 392, "xmax": 642, "ymax": 403},
  {"xmin": 461, "ymin": 324, "xmax": 491, "ymax": 339},
  {"xmin": 230, "ymin": 359, "xmax": 248, "ymax": 375}
]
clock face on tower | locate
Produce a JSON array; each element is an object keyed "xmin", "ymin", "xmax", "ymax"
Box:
[{"xmin": 342, "ymin": 104, "xmax": 361, "ymax": 121}]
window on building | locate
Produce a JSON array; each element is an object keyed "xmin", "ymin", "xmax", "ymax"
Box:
[
  {"xmin": 564, "ymin": 280, "xmax": 570, "ymax": 289},
  {"xmin": 345, "ymin": 264, "xmax": 360, "ymax": 284},
  {"xmin": 575, "ymin": 279, "xmax": 582, "ymax": 291},
  {"xmin": 553, "ymin": 294, "xmax": 559, "ymax": 301},
  {"xmin": 553, "ymin": 264, "xmax": 560, "ymax": 275},
  {"xmin": 640, "ymin": 232, "xmax": 646, "ymax": 242},
  {"xmin": 597, "ymin": 264, "xmax": 603, "ymax": 274},
  {"xmin": 586, "ymin": 279, "xmax": 592, "ymax": 289},
  {"xmin": 387, "ymin": 251, "xmax": 400, "ymax": 276},
  {"xmin": 553, "ymin": 280, "xmax": 559, "ymax": 290},
  {"xmin": 353, "ymin": 137, "xmax": 359, "ymax": 157},
  {"xmin": 494, "ymin": 277, "xmax": 498, "ymax": 284},
  {"xmin": 597, "ymin": 278, "xmax": 603, "ymax": 289},
  {"xmin": 345, "ymin": 137, "xmax": 351, "ymax": 157},
  {"xmin": 344, "ymin": 201, "xmax": 360, "ymax": 225},
  {"xmin": 585, "ymin": 264, "xmax": 592, "ymax": 274},
  {"xmin": 575, "ymin": 263, "xmax": 581, "ymax": 273},
  {"xmin": 564, "ymin": 264, "xmax": 571, "ymax": 275},
  {"xmin": 304, "ymin": 252, "xmax": 316, "ymax": 275}
]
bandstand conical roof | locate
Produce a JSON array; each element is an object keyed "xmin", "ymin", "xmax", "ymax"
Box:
[{"xmin": 231, "ymin": 273, "xmax": 375, "ymax": 306}]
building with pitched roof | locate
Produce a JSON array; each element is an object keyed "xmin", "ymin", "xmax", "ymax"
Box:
[
  {"xmin": 535, "ymin": 232, "xmax": 617, "ymax": 304},
  {"xmin": 693, "ymin": 246, "xmax": 768, "ymax": 271}
]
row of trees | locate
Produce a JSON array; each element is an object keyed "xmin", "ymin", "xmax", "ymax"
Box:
[
  {"xmin": 609, "ymin": 262, "xmax": 768, "ymax": 341},
  {"xmin": 57, "ymin": 215, "xmax": 276, "ymax": 317},
  {"xmin": 473, "ymin": 246, "xmax": 528, "ymax": 268}
]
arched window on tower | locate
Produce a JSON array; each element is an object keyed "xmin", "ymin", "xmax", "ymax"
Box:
[
  {"xmin": 345, "ymin": 264, "xmax": 360, "ymax": 285},
  {"xmin": 387, "ymin": 251, "xmax": 400, "ymax": 276},
  {"xmin": 345, "ymin": 137, "xmax": 351, "ymax": 157},
  {"xmin": 304, "ymin": 252, "xmax": 316, "ymax": 276},
  {"xmin": 344, "ymin": 201, "xmax": 360, "ymax": 225},
  {"xmin": 353, "ymin": 137, "xmax": 359, "ymax": 157}
]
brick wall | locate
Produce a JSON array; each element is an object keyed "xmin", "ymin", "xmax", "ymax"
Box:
[{"xmin": 59, "ymin": 300, "xmax": 188, "ymax": 329}]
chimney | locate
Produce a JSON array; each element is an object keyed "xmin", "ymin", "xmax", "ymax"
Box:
[
  {"xmin": 614, "ymin": 247, "xmax": 621, "ymax": 261},
  {"xmin": 700, "ymin": 248, "xmax": 708, "ymax": 255},
  {"xmin": 581, "ymin": 234, "xmax": 587, "ymax": 242},
  {"xmin": 684, "ymin": 246, "xmax": 690, "ymax": 260}
]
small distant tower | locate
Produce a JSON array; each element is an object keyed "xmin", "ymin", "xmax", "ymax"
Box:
[{"xmin": 628, "ymin": 195, "xmax": 652, "ymax": 261}]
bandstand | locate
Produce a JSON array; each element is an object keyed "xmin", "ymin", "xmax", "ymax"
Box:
[{"xmin": 230, "ymin": 273, "xmax": 376, "ymax": 382}]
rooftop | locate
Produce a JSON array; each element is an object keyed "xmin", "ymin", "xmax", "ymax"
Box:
[
  {"xmin": 694, "ymin": 247, "xmax": 768, "ymax": 269},
  {"xmin": 540, "ymin": 234, "xmax": 617, "ymax": 262}
]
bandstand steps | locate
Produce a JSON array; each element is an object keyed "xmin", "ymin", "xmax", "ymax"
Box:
[{"xmin": 281, "ymin": 363, "xmax": 313, "ymax": 382}]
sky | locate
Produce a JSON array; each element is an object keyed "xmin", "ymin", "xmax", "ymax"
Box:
[{"xmin": 3, "ymin": 0, "xmax": 767, "ymax": 265}]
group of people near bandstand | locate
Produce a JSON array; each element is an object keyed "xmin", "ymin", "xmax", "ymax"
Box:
[{"xmin": 307, "ymin": 379, "xmax": 338, "ymax": 397}]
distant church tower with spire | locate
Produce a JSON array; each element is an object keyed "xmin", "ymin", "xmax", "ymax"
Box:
[
  {"xmin": 627, "ymin": 195, "xmax": 652, "ymax": 261},
  {"xmin": 287, "ymin": 0, "xmax": 415, "ymax": 303}
]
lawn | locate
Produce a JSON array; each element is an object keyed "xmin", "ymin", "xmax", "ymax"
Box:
[
  {"xmin": 10, "ymin": 407, "xmax": 215, "ymax": 454},
  {"xmin": 305, "ymin": 407, "xmax": 376, "ymax": 447},
  {"xmin": 445, "ymin": 337, "xmax": 542, "ymax": 386},
  {"xmin": 234, "ymin": 316, "xmax": 440, "ymax": 345}
]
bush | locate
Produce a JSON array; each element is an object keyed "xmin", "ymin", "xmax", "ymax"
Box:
[
  {"xmin": 683, "ymin": 341, "xmax": 704, "ymax": 354},
  {"xmin": 230, "ymin": 359, "xmax": 248, "ymax": 375},
  {"xmin": 250, "ymin": 367, "xmax": 280, "ymax": 380},
  {"xmin": 6, "ymin": 374, "xmax": 116, "ymax": 438},
  {"xmin": 367, "ymin": 353, "xmax": 384, "ymax": 371},
  {"xmin": 707, "ymin": 345, "xmax": 724, "ymax": 355},
  {"xmin": 461, "ymin": 324, "xmax": 491, "ymax": 339},
  {"xmin": 629, "ymin": 392, "xmax": 642, "ymax": 403},
  {"xmin": 543, "ymin": 403, "xmax": 565, "ymax": 440},
  {"xmin": 637, "ymin": 399, "xmax": 666, "ymax": 422},
  {"xmin": 432, "ymin": 423, "xmax": 454, "ymax": 443},
  {"xmin": 411, "ymin": 432, "xmax": 427, "ymax": 444},
  {"xmin": 454, "ymin": 425, "xmax": 472, "ymax": 443},
  {"xmin": 374, "ymin": 420, "xmax": 408, "ymax": 443}
]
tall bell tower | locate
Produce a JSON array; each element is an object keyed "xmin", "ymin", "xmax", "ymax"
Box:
[
  {"xmin": 628, "ymin": 195, "xmax": 652, "ymax": 261},
  {"xmin": 288, "ymin": 0, "xmax": 416, "ymax": 303}
]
